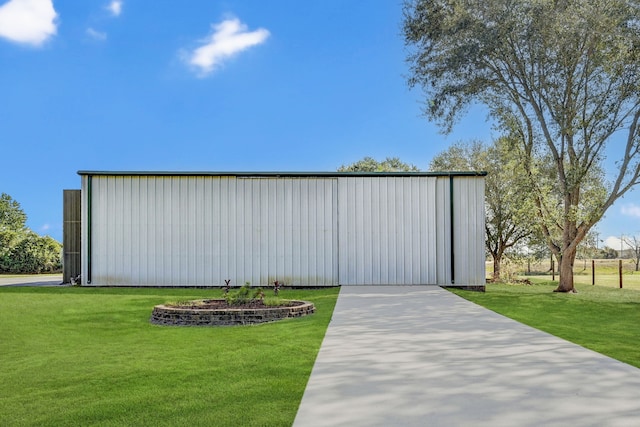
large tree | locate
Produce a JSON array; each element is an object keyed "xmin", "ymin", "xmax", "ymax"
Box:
[
  {"xmin": 430, "ymin": 139, "xmax": 535, "ymax": 281},
  {"xmin": 404, "ymin": 0, "xmax": 640, "ymax": 292},
  {"xmin": 0, "ymin": 193, "xmax": 61, "ymax": 274},
  {"xmin": 0, "ymin": 193, "xmax": 27, "ymax": 232},
  {"xmin": 338, "ymin": 156, "xmax": 419, "ymax": 172}
]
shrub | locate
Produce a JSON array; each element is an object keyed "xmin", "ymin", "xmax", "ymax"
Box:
[
  {"xmin": 0, "ymin": 232, "xmax": 61, "ymax": 274},
  {"xmin": 224, "ymin": 282, "xmax": 265, "ymax": 306}
]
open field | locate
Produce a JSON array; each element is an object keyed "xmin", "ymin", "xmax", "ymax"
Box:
[
  {"xmin": 0, "ymin": 286, "xmax": 339, "ymax": 427},
  {"xmin": 524, "ymin": 273, "xmax": 640, "ymax": 290},
  {"xmin": 487, "ymin": 258, "xmax": 640, "ymax": 290},
  {"xmin": 449, "ymin": 281, "xmax": 640, "ymax": 368}
]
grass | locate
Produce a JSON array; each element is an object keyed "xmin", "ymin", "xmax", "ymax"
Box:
[
  {"xmin": 524, "ymin": 273, "xmax": 640, "ymax": 290},
  {"xmin": 6, "ymin": 279, "xmax": 639, "ymax": 425},
  {"xmin": 487, "ymin": 258, "xmax": 640, "ymax": 290},
  {"xmin": 449, "ymin": 281, "xmax": 640, "ymax": 369},
  {"xmin": 0, "ymin": 286, "xmax": 339, "ymax": 427}
]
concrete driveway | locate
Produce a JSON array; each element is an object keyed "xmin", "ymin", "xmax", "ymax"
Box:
[
  {"xmin": 0, "ymin": 274, "xmax": 63, "ymax": 287},
  {"xmin": 294, "ymin": 286, "xmax": 640, "ymax": 427}
]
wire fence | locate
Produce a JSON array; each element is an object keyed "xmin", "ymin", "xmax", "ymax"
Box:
[{"xmin": 489, "ymin": 258, "xmax": 640, "ymax": 289}]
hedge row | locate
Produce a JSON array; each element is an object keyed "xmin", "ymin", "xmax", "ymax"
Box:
[{"xmin": 0, "ymin": 230, "xmax": 62, "ymax": 274}]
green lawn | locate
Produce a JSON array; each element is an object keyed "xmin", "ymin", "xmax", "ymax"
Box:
[
  {"xmin": 487, "ymin": 258, "xmax": 640, "ymax": 290},
  {"xmin": 6, "ymin": 282, "xmax": 639, "ymax": 426},
  {"xmin": 449, "ymin": 281, "xmax": 640, "ymax": 369},
  {"xmin": 0, "ymin": 286, "xmax": 339, "ymax": 427},
  {"xmin": 522, "ymin": 273, "xmax": 640, "ymax": 290}
]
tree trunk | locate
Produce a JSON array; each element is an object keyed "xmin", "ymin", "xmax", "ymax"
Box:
[
  {"xmin": 555, "ymin": 248, "xmax": 578, "ymax": 293},
  {"xmin": 493, "ymin": 256, "xmax": 501, "ymax": 282}
]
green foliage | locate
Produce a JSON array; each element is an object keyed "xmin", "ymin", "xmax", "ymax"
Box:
[
  {"xmin": 594, "ymin": 247, "xmax": 619, "ymax": 260},
  {"xmin": 0, "ymin": 229, "xmax": 21, "ymax": 259},
  {"xmin": 429, "ymin": 140, "xmax": 484, "ymax": 171},
  {"xmin": 430, "ymin": 138, "xmax": 535, "ymax": 280},
  {"xmin": 224, "ymin": 282, "xmax": 265, "ymax": 305},
  {"xmin": 0, "ymin": 286, "xmax": 339, "ymax": 426},
  {"xmin": 404, "ymin": 0, "xmax": 640, "ymax": 291},
  {"xmin": 528, "ymin": 152, "xmax": 609, "ymax": 250},
  {"xmin": 0, "ymin": 231, "xmax": 61, "ymax": 274},
  {"xmin": 0, "ymin": 193, "xmax": 61, "ymax": 274},
  {"xmin": 490, "ymin": 258, "xmax": 524, "ymax": 284},
  {"xmin": 0, "ymin": 193, "xmax": 26, "ymax": 232},
  {"xmin": 338, "ymin": 156, "xmax": 420, "ymax": 172},
  {"xmin": 263, "ymin": 295, "xmax": 289, "ymax": 307}
]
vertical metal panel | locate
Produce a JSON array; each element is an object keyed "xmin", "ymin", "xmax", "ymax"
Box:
[
  {"xmin": 86, "ymin": 176, "xmax": 337, "ymax": 286},
  {"xmin": 80, "ymin": 176, "xmax": 88, "ymax": 284},
  {"xmin": 338, "ymin": 177, "xmax": 438, "ymax": 285},
  {"xmin": 453, "ymin": 177, "xmax": 486, "ymax": 285},
  {"xmin": 435, "ymin": 177, "xmax": 452, "ymax": 284},
  {"xmin": 63, "ymin": 189, "xmax": 81, "ymax": 283}
]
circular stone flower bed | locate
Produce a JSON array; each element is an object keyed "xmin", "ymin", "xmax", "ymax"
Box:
[{"xmin": 150, "ymin": 299, "xmax": 315, "ymax": 326}]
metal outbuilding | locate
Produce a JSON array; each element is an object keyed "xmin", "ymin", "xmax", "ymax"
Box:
[{"xmin": 67, "ymin": 171, "xmax": 486, "ymax": 287}]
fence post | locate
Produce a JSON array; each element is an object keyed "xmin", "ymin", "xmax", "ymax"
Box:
[
  {"xmin": 619, "ymin": 259, "xmax": 623, "ymax": 289},
  {"xmin": 592, "ymin": 259, "xmax": 595, "ymax": 286},
  {"xmin": 552, "ymin": 259, "xmax": 555, "ymax": 281}
]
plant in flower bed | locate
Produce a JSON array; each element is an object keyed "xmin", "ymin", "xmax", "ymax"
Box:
[
  {"xmin": 166, "ymin": 282, "xmax": 293, "ymax": 309},
  {"xmin": 224, "ymin": 282, "xmax": 265, "ymax": 306},
  {"xmin": 152, "ymin": 286, "xmax": 314, "ymax": 327}
]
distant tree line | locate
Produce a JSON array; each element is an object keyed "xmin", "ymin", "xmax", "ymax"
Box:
[
  {"xmin": 0, "ymin": 193, "xmax": 61, "ymax": 274},
  {"xmin": 338, "ymin": 157, "xmax": 419, "ymax": 172}
]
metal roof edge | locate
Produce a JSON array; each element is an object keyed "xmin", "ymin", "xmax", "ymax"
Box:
[{"xmin": 77, "ymin": 170, "xmax": 488, "ymax": 177}]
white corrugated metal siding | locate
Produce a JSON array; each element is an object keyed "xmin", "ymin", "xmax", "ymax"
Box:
[
  {"xmin": 452, "ymin": 176, "xmax": 486, "ymax": 285},
  {"xmin": 80, "ymin": 173, "xmax": 485, "ymax": 287},
  {"xmin": 82, "ymin": 176, "xmax": 337, "ymax": 286},
  {"xmin": 338, "ymin": 177, "xmax": 438, "ymax": 285},
  {"xmin": 435, "ymin": 177, "xmax": 452, "ymax": 284}
]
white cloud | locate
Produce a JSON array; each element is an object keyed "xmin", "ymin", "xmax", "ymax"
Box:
[
  {"xmin": 107, "ymin": 0, "xmax": 122, "ymax": 17},
  {"xmin": 0, "ymin": 0, "xmax": 57, "ymax": 46},
  {"xmin": 604, "ymin": 236, "xmax": 620, "ymax": 250},
  {"xmin": 40, "ymin": 223, "xmax": 50, "ymax": 231},
  {"xmin": 185, "ymin": 18, "xmax": 270, "ymax": 77},
  {"xmin": 621, "ymin": 203, "xmax": 640, "ymax": 218},
  {"xmin": 604, "ymin": 236, "xmax": 633, "ymax": 251},
  {"xmin": 86, "ymin": 27, "xmax": 107, "ymax": 41}
]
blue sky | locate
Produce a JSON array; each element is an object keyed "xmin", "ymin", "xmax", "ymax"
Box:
[{"xmin": 0, "ymin": 0, "xmax": 638, "ymax": 249}]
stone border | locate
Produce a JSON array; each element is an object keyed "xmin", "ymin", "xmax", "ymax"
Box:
[{"xmin": 150, "ymin": 299, "xmax": 315, "ymax": 326}]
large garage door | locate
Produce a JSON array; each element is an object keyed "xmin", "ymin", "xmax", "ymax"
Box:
[
  {"xmin": 87, "ymin": 176, "xmax": 338, "ymax": 286},
  {"xmin": 338, "ymin": 177, "xmax": 438, "ymax": 285}
]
